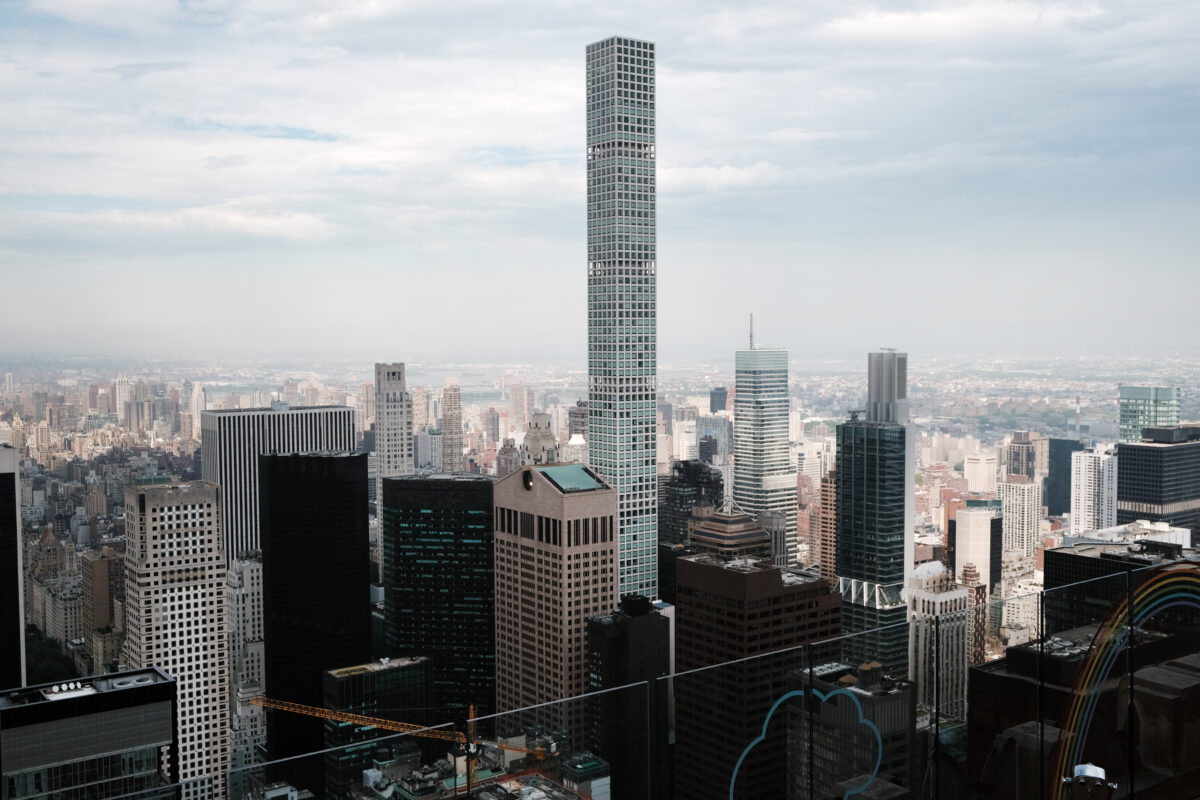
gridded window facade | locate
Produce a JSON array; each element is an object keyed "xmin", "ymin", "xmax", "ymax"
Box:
[
  {"xmin": 586, "ymin": 36, "xmax": 658, "ymax": 597},
  {"xmin": 122, "ymin": 482, "xmax": 230, "ymax": 800}
]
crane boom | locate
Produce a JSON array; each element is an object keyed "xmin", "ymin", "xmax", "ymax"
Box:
[{"xmin": 249, "ymin": 696, "xmax": 465, "ymax": 744}]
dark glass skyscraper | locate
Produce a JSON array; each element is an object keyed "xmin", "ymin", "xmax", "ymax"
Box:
[
  {"xmin": 835, "ymin": 416, "xmax": 909, "ymax": 675},
  {"xmin": 586, "ymin": 596, "xmax": 671, "ymax": 800},
  {"xmin": 1, "ymin": 445, "xmax": 24, "ymax": 691},
  {"xmin": 381, "ymin": 475, "xmax": 495, "ymax": 720},
  {"xmin": 1045, "ymin": 438, "xmax": 1084, "ymax": 516},
  {"xmin": 1117, "ymin": 426, "xmax": 1200, "ymax": 542},
  {"xmin": 656, "ymin": 459, "xmax": 723, "ymax": 545},
  {"xmin": 260, "ymin": 451, "xmax": 370, "ymax": 795}
]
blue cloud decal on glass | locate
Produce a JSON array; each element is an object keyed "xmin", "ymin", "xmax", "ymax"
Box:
[{"xmin": 727, "ymin": 688, "xmax": 883, "ymax": 800}]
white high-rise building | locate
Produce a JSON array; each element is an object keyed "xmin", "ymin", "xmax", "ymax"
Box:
[
  {"xmin": 586, "ymin": 35, "xmax": 659, "ymax": 596},
  {"xmin": 226, "ymin": 557, "xmax": 265, "ymax": 793},
  {"xmin": 964, "ymin": 451, "xmax": 998, "ymax": 494},
  {"xmin": 1070, "ymin": 445, "xmax": 1118, "ymax": 535},
  {"xmin": 189, "ymin": 383, "xmax": 206, "ymax": 439},
  {"xmin": 200, "ymin": 404, "xmax": 356, "ymax": 563},
  {"xmin": 733, "ymin": 348, "xmax": 798, "ymax": 563},
  {"xmin": 374, "ymin": 363, "xmax": 414, "ymax": 500},
  {"xmin": 955, "ymin": 508, "xmax": 997, "ymax": 595},
  {"xmin": 122, "ymin": 481, "xmax": 230, "ymax": 799},
  {"xmin": 3, "ymin": 373, "xmax": 12, "ymax": 395},
  {"xmin": 441, "ymin": 378, "xmax": 464, "ymax": 472},
  {"xmin": 999, "ymin": 480, "xmax": 1043, "ymax": 559},
  {"xmin": 114, "ymin": 375, "xmax": 133, "ymax": 426},
  {"xmin": 907, "ymin": 561, "xmax": 968, "ymax": 719}
]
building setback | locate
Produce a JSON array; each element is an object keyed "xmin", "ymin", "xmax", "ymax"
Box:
[
  {"xmin": 586, "ymin": 35, "xmax": 659, "ymax": 598},
  {"xmin": 200, "ymin": 404, "xmax": 357, "ymax": 564},
  {"xmin": 1, "ymin": 444, "xmax": 25, "ymax": 690},
  {"xmin": 259, "ymin": 452, "xmax": 370, "ymax": 795},
  {"xmin": 122, "ymin": 481, "xmax": 230, "ymax": 800},
  {"xmin": 493, "ymin": 464, "xmax": 618, "ymax": 746},
  {"xmin": 0, "ymin": 669, "xmax": 178, "ymax": 800},
  {"xmin": 381, "ymin": 474, "xmax": 496, "ymax": 719},
  {"xmin": 673, "ymin": 554, "xmax": 842, "ymax": 800}
]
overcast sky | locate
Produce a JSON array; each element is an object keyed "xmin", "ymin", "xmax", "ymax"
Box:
[{"xmin": 2, "ymin": 0, "xmax": 1197, "ymax": 364}]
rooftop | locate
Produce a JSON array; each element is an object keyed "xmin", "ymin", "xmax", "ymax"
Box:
[
  {"xmin": 0, "ymin": 668, "xmax": 172, "ymax": 709},
  {"xmin": 535, "ymin": 464, "xmax": 610, "ymax": 493},
  {"xmin": 326, "ymin": 656, "xmax": 427, "ymax": 679}
]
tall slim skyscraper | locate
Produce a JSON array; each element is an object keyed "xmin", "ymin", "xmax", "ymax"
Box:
[
  {"xmin": 441, "ymin": 378, "xmax": 464, "ymax": 472},
  {"xmin": 374, "ymin": 363, "xmax": 414, "ymax": 500},
  {"xmin": 200, "ymin": 404, "xmax": 356, "ymax": 564},
  {"xmin": 586, "ymin": 35, "xmax": 658, "ymax": 597},
  {"xmin": 732, "ymin": 347, "xmax": 797, "ymax": 562},
  {"xmin": 1, "ymin": 444, "xmax": 25, "ymax": 690},
  {"xmin": 259, "ymin": 452, "xmax": 370, "ymax": 794},
  {"xmin": 122, "ymin": 481, "xmax": 230, "ymax": 800},
  {"xmin": 1119, "ymin": 385, "xmax": 1180, "ymax": 443},
  {"xmin": 1071, "ymin": 444, "xmax": 1118, "ymax": 534}
]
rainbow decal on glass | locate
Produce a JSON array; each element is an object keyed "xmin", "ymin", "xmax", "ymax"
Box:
[{"xmin": 1050, "ymin": 562, "xmax": 1200, "ymax": 797}]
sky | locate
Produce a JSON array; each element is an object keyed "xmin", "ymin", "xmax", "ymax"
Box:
[{"xmin": 1, "ymin": 0, "xmax": 1198, "ymax": 364}]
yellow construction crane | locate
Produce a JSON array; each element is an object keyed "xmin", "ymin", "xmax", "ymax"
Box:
[
  {"xmin": 248, "ymin": 696, "xmax": 466, "ymax": 745},
  {"xmin": 248, "ymin": 696, "xmax": 555, "ymax": 797}
]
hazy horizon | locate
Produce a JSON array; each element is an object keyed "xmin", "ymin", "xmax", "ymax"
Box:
[{"xmin": 2, "ymin": 0, "xmax": 1197, "ymax": 360}]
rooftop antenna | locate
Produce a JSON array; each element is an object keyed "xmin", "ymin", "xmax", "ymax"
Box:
[{"xmin": 749, "ymin": 314, "xmax": 754, "ymax": 351}]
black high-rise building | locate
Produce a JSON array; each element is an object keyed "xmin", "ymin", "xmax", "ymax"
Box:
[
  {"xmin": 586, "ymin": 596, "xmax": 671, "ymax": 800},
  {"xmin": 381, "ymin": 475, "xmax": 495, "ymax": 720},
  {"xmin": 657, "ymin": 460, "xmax": 723, "ymax": 545},
  {"xmin": 260, "ymin": 451, "xmax": 371, "ymax": 796},
  {"xmin": 1117, "ymin": 426, "xmax": 1200, "ymax": 544},
  {"xmin": 835, "ymin": 416, "xmax": 909, "ymax": 676},
  {"xmin": 1045, "ymin": 438, "xmax": 1084, "ymax": 516},
  {"xmin": 0, "ymin": 669, "xmax": 177, "ymax": 800},
  {"xmin": 709, "ymin": 387, "xmax": 727, "ymax": 414},
  {"xmin": 1, "ymin": 445, "xmax": 24, "ymax": 691},
  {"xmin": 323, "ymin": 656, "xmax": 432, "ymax": 800}
]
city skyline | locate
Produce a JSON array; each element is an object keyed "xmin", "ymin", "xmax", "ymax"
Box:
[{"xmin": 2, "ymin": 2, "xmax": 1197, "ymax": 361}]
